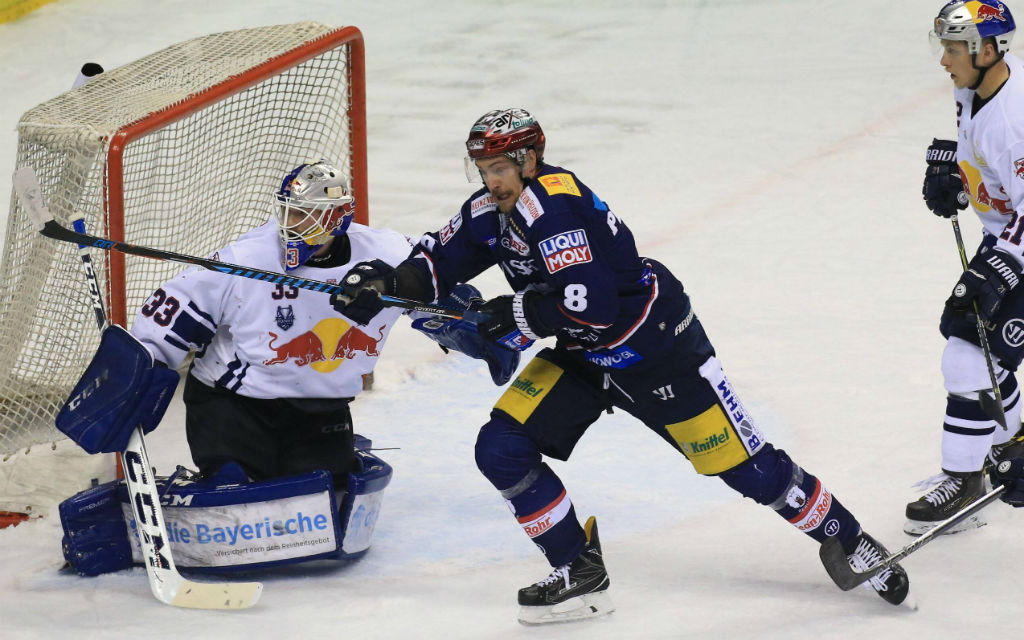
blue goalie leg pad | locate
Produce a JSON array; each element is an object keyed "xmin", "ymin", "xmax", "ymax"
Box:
[
  {"xmin": 476, "ymin": 417, "xmax": 585, "ymax": 566},
  {"xmin": 58, "ymin": 439, "xmax": 392, "ymax": 574},
  {"xmin": 59, "ymin": 480, "xmax": 134, "ymax": 576},
  {"xmin": 718, "ymin": 444, "xmax": 860, "ymax": 548}
]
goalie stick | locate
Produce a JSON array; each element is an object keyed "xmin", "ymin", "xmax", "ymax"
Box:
[
  {"xmin": 12, "ymin": 167, "xmax": 481, "ymax": 323},
  {"xmin": 818, "ymin": 483, "xmax": 1007, "ymax": 591},
  {"xmin": 64, "ymin": 201, "xmax": 262, "ymax": 609}
]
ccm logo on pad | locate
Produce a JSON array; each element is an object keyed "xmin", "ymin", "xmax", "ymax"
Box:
[{"xmin": 539, "ymin": 229, "xmax": 591, "ymax": 274}]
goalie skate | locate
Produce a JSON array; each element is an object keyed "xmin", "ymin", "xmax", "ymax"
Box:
[
  {"xmin": 517, "ymin": 516, "xmax": 614, "ymax": 625},
  {"xmin": 904, "ymin": 471, "xmax": 986, "ymax": 536}
]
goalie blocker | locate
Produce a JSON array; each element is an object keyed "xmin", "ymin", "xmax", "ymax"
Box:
[
  {"xmin": 59, "ymin": 435, "xmax": 392, "ymax": 575},
  {"xmin": 56, "ymin": 325, "xmax": 179, "ymax": 454}
]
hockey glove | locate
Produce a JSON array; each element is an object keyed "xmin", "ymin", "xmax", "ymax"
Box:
[
  {"xmin": 411, "ymin": 284, "xmax": 521, "ymax": 385},
  {"xmin": 331, "ymin": 259, "xmax": 398, "ymax": 326},
  {"xmin": 922, "ymin": 138, "xmax": 969, "ymax": 218},
  {"xmin": 994, "ymin": 458, "xmax": 1024, "ymax": 507},
  {"xmin": 476, "ymin": 293, "xmax": 544, "ymax": 352},
  {"xmin": 946, "ymin": 249, "xmax": 1022, "ymax": 320}
]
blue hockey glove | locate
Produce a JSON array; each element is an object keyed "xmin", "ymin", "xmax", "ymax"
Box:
[
  {"xmin": 476, "ymin": 294, "xmax": 542, "ymax": 352},
  {"xmin": 411, "ymin": 284, "xmax": 521, "ymax": 385},
  {"xmin": 923, "ymin": 139, "xmax": 968, "ymax": 218},
  {"xmin": 995, "ymin": 458, "xmax": 1024, "ymax": 507},
  {"xmin": 331, "ymin": 259, "xmax": 397, "ymax": 325},
  {"xmin": 946, "ymin": 249, "xmax": 1021, "ymax": 320}
]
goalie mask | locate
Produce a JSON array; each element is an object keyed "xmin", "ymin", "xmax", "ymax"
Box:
[
  {"xmin": 275, "ymin": 161, "xmax": 356, "ymax": 270},
  {"xmin": 464, "ymin": 108, "xmax": 546, "ymax": 182}
]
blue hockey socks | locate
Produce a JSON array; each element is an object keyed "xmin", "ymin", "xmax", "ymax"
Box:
[
  {"xmin": 718, "ymin": 444, "xmax": 861, "ymax": 549},
  {"xmin": 475, "ymin": 418, "xmax": 586, "ymax": 566}
]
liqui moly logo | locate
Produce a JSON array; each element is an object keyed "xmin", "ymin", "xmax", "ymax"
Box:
[{"xmin": 539, "ymin": 229, "xmax": 592, "ymax": 274}]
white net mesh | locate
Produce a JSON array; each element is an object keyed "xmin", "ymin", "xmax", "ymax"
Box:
[{"xmin": 0, "ymin": 23, "xmax": 363, "ymax": 503}]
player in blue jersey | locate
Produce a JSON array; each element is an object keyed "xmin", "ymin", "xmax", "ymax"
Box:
[{"xmin": 332, "ymin": 109, "xmax": 910, "ymax": 622}]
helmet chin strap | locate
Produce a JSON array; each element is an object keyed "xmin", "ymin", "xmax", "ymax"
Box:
[{"xmin": 968, "ymin": 52, "xmax": 1003, "ymax": 91}]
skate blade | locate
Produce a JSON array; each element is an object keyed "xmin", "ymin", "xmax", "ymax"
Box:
[
  {"xmin": 517, "ymin": 591, "xmax": 615, "ymax": 626},
  {"xmin": 903, "ymin": 513, "xmax": 987, "ymax": 537}
]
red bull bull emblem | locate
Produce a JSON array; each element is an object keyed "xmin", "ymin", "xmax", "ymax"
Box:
[
  {"xmin": 973, "ymin": 1, "xmax": 1007, "ymax": 22},
  {"xmin": 264, "ymin": 318, "xmax": 385, "ymax": 372}
]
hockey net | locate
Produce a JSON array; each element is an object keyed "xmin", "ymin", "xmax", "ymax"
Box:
[{"xmin": 0, "ymin": 22, "xmax": 367, "ymax": 525}]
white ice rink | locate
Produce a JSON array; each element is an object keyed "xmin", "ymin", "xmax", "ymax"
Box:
[{"xmin": 1, "ymin": 1, "xmax": 1021, "ymax": 638}]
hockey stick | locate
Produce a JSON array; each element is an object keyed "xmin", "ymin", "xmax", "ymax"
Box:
[
  {"xmin": 951, "ymin": 214, "xmax": 1008, "ymax": 430},
  {"xmin": 12, "ymin": 167, "xmax": 479, "ymax": 323},
  {"xmin": 66, "ymin": 204, "xmax": 262, "ymax": 609},
  {"xmin": 818, "ymin": 483, "xmax": 1007, "ymax": 591},
  {"xmin": 71, "ymin": 214, "xmax": 107, "ymax": 331},
  {"xmin": 121, "ymin": 430, "xmax": 263, "ymax": 609}
]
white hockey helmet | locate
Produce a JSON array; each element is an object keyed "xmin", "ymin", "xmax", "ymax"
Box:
[{"xmin": 274, "ymin": 160, "xmax": 355, "ymax": 270}]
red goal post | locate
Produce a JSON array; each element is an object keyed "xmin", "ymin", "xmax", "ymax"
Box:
[{"xmin": 0, "ymin": 23, "xmax": 368, "ymax": 524}]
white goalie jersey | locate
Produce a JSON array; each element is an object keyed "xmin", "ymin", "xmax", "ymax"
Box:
[
  {"xmin": 131, "ymin": 221, "xmax": 413, "ymax": 399},
  {"xmin": 955, "ymin": 52, "xmax": 1024, "ymax": 260}
]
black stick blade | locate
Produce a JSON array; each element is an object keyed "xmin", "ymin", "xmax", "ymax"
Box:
[
  {"xmin": 819, "ymin": 536, "xmax": 877, "ymax": 591},
  {"xmin": 978, "ymin": 390, "xmax": 1008, "ymax": 430}
]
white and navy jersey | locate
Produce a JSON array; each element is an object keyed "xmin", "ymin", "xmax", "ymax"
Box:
[
  {"xmin": 132, "ymin": 221, "xmax": 413, "ymax": 399},
  {"xmin": 955, "ymin": 52, "xmax": 1024, "ymax": 260},
  {"xmin": 404, "ymin": 164, "xmax": 693, "ymax": 369}
]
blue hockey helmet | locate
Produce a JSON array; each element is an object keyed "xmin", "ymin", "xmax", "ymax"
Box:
[
  {"xmin": 932, "ymin": 1, "xmax": 1016, "ymax": 54},
  {"xmin": 275, "ymin": 160, "xmax": 355, "ymax": 271}
]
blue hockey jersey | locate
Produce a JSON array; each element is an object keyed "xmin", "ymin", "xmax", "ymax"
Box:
[{"xmin": 405, "ymin": 164, "xmax": 696, "ymax": 370}]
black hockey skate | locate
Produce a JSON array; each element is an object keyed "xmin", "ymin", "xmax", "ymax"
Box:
[
  {"xmin": 904, "ymin": 470, "xmax": 986, "ymax": 536},
  {"xmin": 517, "ymin": 516, "xmax": 614, "ymax": 625},
  {"xmin": 846, "ymin": 531, "xmax": 910, "ymax": 606}
]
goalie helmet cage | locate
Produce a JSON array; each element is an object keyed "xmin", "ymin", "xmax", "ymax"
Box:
[{"xmin": 0, "ymin": 22, "xmax": 367, "ymax": 521}]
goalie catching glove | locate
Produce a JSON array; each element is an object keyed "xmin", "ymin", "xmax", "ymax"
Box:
[
  {"xmin": 56, "ymin": 325, "xmax": 179, "ymax": 454},
  {"xmin": 946, "ymin": 249, "xmax": 1022, "ymax": 320},
  {"xmin": 411, "ymin": 284, "xmax": 521, "ymax": 385}
]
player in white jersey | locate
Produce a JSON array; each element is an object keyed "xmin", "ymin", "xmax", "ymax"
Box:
[
  {"xmin": 912, "ymin": 0, "xmax": 1024, "ymax": 534},
  {"xmin": 131, "ymin": 161, "xmax": 412, "ymax": 486}
]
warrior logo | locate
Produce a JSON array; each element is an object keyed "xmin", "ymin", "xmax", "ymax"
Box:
[{"xmin": 1003, "ymin": 318, "xmax": 1024, "ymax": 348}]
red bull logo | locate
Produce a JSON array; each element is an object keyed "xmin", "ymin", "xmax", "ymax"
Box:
[
  {"xmin": 972, "ymin": 1, "xmax": 1007, "ymax": 22},
  {"xmin": 264, "ymin": 318, "xmax": 385, "ymax": 372}
]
